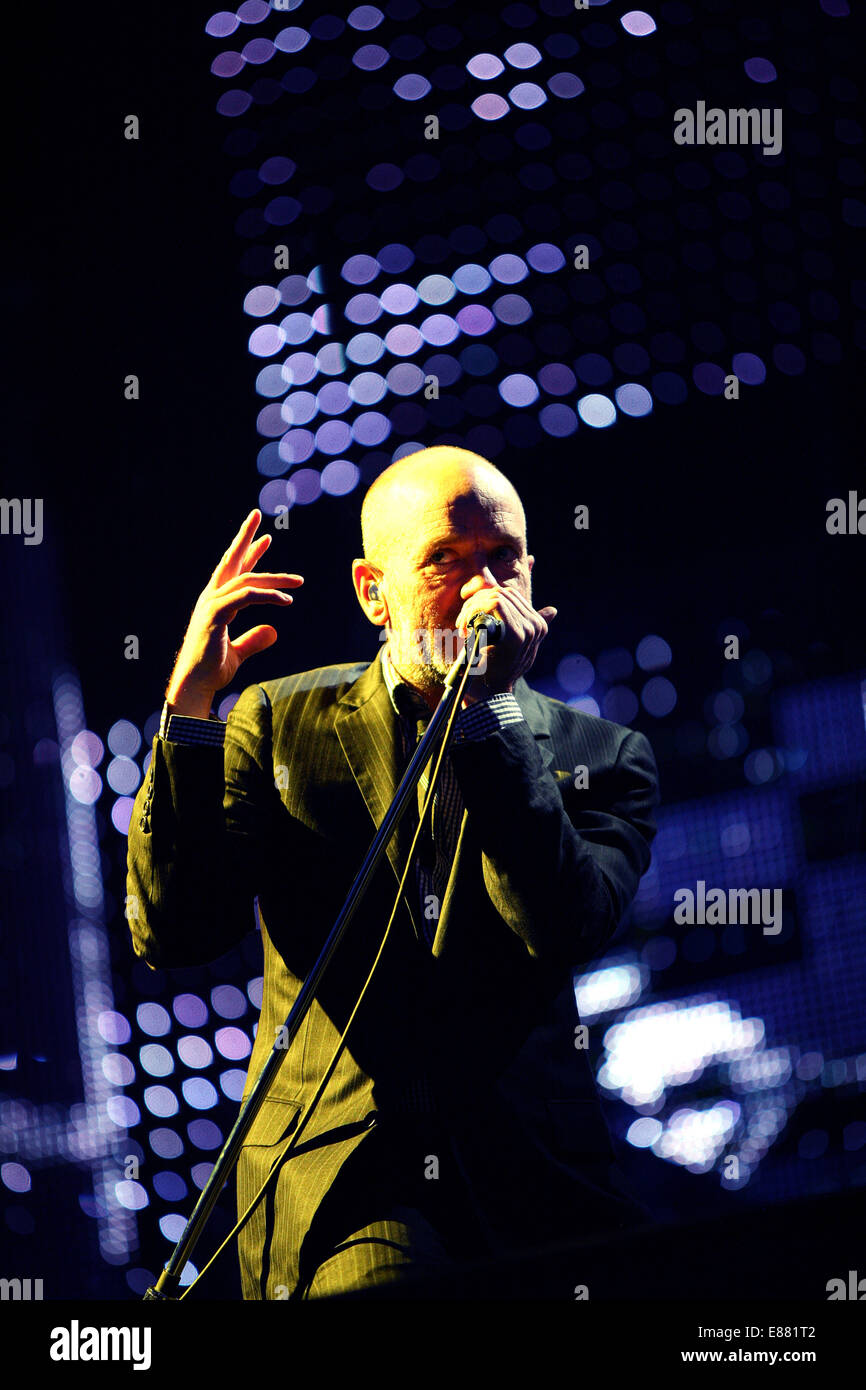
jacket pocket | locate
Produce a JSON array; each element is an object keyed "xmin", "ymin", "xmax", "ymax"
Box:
[{"xmin": 242, "ymin": 1096, "xmax": 303, "ymax": 1148}]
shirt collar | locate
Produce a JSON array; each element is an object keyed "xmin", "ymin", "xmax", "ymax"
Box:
[{"xmin": 379, "ymin": 642, "xmax": 431, "ymax": 721}]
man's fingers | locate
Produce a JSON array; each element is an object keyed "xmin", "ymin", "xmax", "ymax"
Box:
[
  {"xmin": 212, "ymin": 510, "xmax": 262, "ymax": 584},
  {"xmin": 214, "ymin": 585, "xmax": 297, "ymax": 624},
  {"xmin": 241, "ymin": 533, "xmax": 271, "ymax": 571},
  {"xmin": 217, "ymin": 571, "xmax": 304, "ymax": 595},
  {"xmin": 230, "ymin": 625, "xmax": 279, "ymax": 664}
]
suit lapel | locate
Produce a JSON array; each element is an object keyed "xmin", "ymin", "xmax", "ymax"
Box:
[
  {"xmin": 334, "ymin": 654, "xmax": 557, "ymax": 956},
  {"xmin": 334, "ymin": 651, "xmax": 427, "ymax": 942}
]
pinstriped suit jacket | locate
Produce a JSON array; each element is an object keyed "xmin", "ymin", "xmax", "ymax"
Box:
[{"xmin": 127, "ymin": 652, "xmax": 659, "ymax": 1297}]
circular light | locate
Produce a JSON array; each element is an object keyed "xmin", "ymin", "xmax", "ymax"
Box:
[
  {"xmin": 2, "ymin": 1162, "xmax": 32, "ymax": 1194},
  {"xmin": 548, "ymin": 73, "xmax": 584, "ymax": 99},
  {"xmin": 107, "ymin": 1096, "xmax": 140, "ymax": 1127},
  {"xmin": 347, "ymin": 333, "xmax": 385, "ymax": 365},
  {"xmin": 489, "ymin": 254, "xmax": 528, "ymax": 284},
  {"xmin": 352, "ymin": 412, "xmax": 390, "ymax": 446},
  {"xmin": 215, "ymin": 1027, "xmax": 252, "ymax": 1061},
  {"xmin": 279, "ymin": 313, "xmax": 315, "ymax": 347},
  {"xmin": 173, "ymin": 994, "xmax": 208, "ymax": 1029},
  {"xmin": 107, "ymin": 757, "xmax": 140, "ymax": 795},
  {"xmin": 499, "ymin": 374, "xmax": 539, "ymax": 407},
  {"xmin": 115, "ymin": 1180, "xmax": 148, "ymax": 1211},
  {"xmin": 282, "ymin": 351, "xmax": 317, "ymax": 386},
  {"xmin": 211, "ymin": 985, "xmax": 247, "ymax": 1019},
  {"xmin": 467, "ymin": 54, "xmax": 504, "ymax": 80},
  {"xmin": 615, "ymin": 383, "xmax": 653, "ymax": 417},
  {"xmin": 452, "ymin": 263, "xmax": 491, "ymax": 294},
  {"xmin": 102, "ymin": 1053, "xmax": 135, "ymax": 1086},
  {"xmin": 244, "ymin": 286, "xmax": 281, "ymax": 317},
  {"xmin": 144, "ymin": 1087, "xmax": 178, "ymax": 1119},
  {"xmin": 188, "ymin": 1120, "xmax": 223, "ymax": 1151},
  {"xmin": 345, "ymin": 293, "xmax": 382, "ymax": 325},
  {"xmin": 256, "ymin": 365, "xmax": 288, "ymax": 398},
  {"xmin": 152, "ymin": 1171, "xmax": 187, "ymax": 1202},
  {"xmin": 108, "ymin": 720, "xmax": 141, "ymax": 758},
  {"xmin": 731, "ymin": 352, "xmax": 766, "ymax": 385},
  {"xmin": 417, "ymin": 274, "xmax": 455, "ymax": 305},
  {"xmin": 149, "ymin": 1128, "xmax": 184, "ymax": 1159},
  {"xmin": 386, "ymin": 364, "xmax": 424, "ymax": 395},
  {"xmin": 419, "ymin": 314, "xmax": 459, "ymax": 346},
  {"xmin": 277, "ymin": 433, "xmax": 313, "ymax": 467},
  {"xmin": 248, "ymin": 324, "xmax": 286, "ymax": 357},
  {"xmin": 136, "ymin": 1003, "xmax": 170, "ymax": 1038},
  {"xmin": 472, "ymin": 94, "xmax": 510, "ymax": 121},
  {"xmin": 341, "ymin": 254, "xmax": 379, "ymax": 285},
  {"xmin": 509, "ymin": 83, "xmax": 546, "ymax": 110},
  {"xmin": 577, "ymin": 394, "xmax": 616, "ymax": 428},
  {"xmin": 99, "ymin": 1011, "xmax": 132, "ymax": 1045},
  {"xmin": 504, "ymin": 43, "xmax": 541, "ymax": 69},
  {"xmin": 380, "ymin": 283, "xmax": 418, "ymax": 314},
  {"xmin": 321, "ymin": 460, "xmax": 360, "ymax": 496},
  {"xmin": 557, "ymin": 654, "xmax": 594, "ymax": 695},
  {"xmin": 220, "ymin": 1070, "xmax": 247, "ymax": 1101},
  {"xmin": 349, "ymin": 371, "xmax": 386, "ymax": 404},
  {"xmin": 641, "ymin": 677, "xmax": 677, "ymax": 717},
  {"xmin": 539, "ymin": 403, "xmax": 577, "ymax": 436},
  {"xmin": 744, "ymin": 57, "xmax": 777, "ymax": 84},
  {"xmin": 384, "ymin": 324, "xmax": 423, "ymax": 355},
  {"xmin": 315, "ymin": 420, "xmax": 352, "ymax": 454},
  {"xmin": 492, "ymin": 294, "xmax": 531, "ymax": 325},
  {"xmin": 177, "ymin": 1036, "xmax": 213, "ymax": 1069},
  {"xmin": 621, "ymin": 11, "xmax": 657, "ymax": 37},
  {"xmin": 287, "ymin": 469, "xmax": 322, "ymax": 504},
  {"xmin": 159, "ymin": 1214, "xmax": 187, "ymax": 1243},
  {"xmin": 140, "ymin": 1044, "xmax": 174, "ymax": 1078},
  {"xmin": 182, "ymin": 1079, "xmax": 219, "ymax": 1110},
  {"xmin": 636, "ymin": 635, "xmax": 672, "ymax": 671},
  {"xmin": 393, "ymin": 74, "xmax": 432, "ymax": 100}
]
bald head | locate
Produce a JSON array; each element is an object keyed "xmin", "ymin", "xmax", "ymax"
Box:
[{"xmin": 361, "ymin": 446, "xmax": 524, "ymax": 568}]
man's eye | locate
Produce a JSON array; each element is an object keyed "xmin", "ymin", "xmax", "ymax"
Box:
[
  {"xmin": 428, "ymin": 550, "xmax": 453, "ymax": 564},
  {"xmin": 494, "ymin": 546, "xmax": 517, "ymax": 560}
]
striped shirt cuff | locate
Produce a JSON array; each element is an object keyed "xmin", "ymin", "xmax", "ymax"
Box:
[
  {"xmin": 454, "ymin": 691, "xmax": 525, "ymax": 744},
  {"xmin": 158, "ymin": 701, "xmax": 226, "ymax": 747}
]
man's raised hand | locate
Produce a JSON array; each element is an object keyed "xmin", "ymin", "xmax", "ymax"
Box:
[{"xmin": 164, "ymin": 510, "xmax": 303, "ymax": 717}]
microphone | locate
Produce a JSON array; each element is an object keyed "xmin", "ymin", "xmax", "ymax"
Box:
[{"xmin": 467, "ymin": 611, "xmax": 504, "ymax": 643}]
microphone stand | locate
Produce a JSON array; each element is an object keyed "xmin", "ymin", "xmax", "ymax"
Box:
[{"xmin": 144, "ymin": 619, "xmax": 496, "ymax": 1300}]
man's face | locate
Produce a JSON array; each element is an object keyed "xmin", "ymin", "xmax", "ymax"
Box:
[{"xmin": 381, "ymin": 475, "xmax": 534, "ymax": 694}]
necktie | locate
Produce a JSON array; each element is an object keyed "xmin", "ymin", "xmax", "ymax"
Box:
[{"xmin": 415, "ymin": 716, "xmax": 437, "ymax": 877}]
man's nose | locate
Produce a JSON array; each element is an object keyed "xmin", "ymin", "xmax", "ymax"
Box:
[{"xmin": 459, "ymin": 564, "xmax": 498, "ymax": 600}]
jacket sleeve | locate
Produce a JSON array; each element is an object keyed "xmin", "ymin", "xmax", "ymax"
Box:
[
  {"xmin": 125, "ymin": 683, "xmax": 281, "ymax": 968},
  {"xmin": 449, "ymin": 720, "xmax": 659, "ymax": 967}
]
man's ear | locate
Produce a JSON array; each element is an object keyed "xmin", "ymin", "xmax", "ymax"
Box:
[
  {"xmin": 351, "ymin": 558, "xmax": 388, "ymax": 625},
  {"xmin": 527, "ymin": 554, "xmax": 535, "ymax": 574}
]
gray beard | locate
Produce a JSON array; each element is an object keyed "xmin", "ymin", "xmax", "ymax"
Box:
[{"xmin": 385, "ymin": 627, "xmax": 461, "ymax": 693}]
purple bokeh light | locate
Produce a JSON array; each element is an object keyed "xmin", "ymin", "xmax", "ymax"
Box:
[
  {"xmin": 467, "ymin": 54, "xmax": 504, "ymax": 80},
  {"xmin": 472, "ymin": 94, "xmax": 510, "ymax": 122},
  {"xmin": 744, "ymin": 57, "xmax": 778, "ymax": 84},
  {"xmin": 620, "ymin": 11, "xmax": 657, "ymax": 37}
]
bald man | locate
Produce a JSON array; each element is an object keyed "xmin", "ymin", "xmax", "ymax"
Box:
[{"xmin": 127, "ymin": 446, "xmax": 659, "ymax": 1299}]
